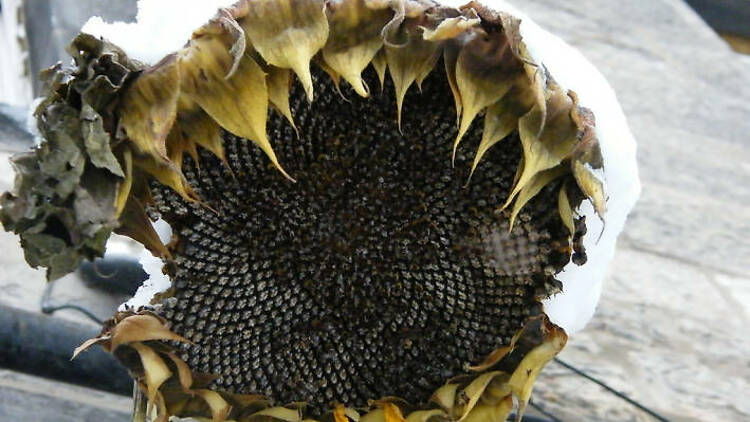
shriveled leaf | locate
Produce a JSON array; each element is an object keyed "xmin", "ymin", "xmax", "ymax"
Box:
[
  {"xmin": 80, "ymin": 105, "xmax": 124, "ymax": 177},
  {"xmin": 240, "ymin": 0, "xmax": 329, "ymax": 102}
]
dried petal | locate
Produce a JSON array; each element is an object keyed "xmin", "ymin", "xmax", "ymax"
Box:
[{"xmin": 240, "ymin": 0, "xmax": 329, "ymax": 101}]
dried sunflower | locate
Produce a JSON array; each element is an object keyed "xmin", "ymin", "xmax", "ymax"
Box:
[{"xmin": 0, "ymin": 0, "xmax": 640, "ymax": 421}]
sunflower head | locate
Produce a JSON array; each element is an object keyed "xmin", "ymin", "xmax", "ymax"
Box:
[{"xmin": 0, "ymin": 0, "xmax": 617, "ymax": 421}]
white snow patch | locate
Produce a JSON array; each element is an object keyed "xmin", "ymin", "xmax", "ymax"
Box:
[
  {"xmin": 120, "ymin": 219, "xmax": 174, "ymax": 310},
  {"xmin": 441, "ymin": 0, "xmax": 640, "ymax": 333},
  {"xmin": 81, "ymin": 0, "xmax": 238, "ymax": 64}
]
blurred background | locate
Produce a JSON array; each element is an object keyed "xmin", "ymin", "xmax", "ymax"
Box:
[{"xmin": 1, "ymin": 0, "xmax": 749, "ymax": 421}]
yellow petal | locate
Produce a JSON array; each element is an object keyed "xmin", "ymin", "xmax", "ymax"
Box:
[
  {"xmin": 110, "ymin": 314, "xmax": 191, "ymax": 350},
  {"xmin": 421, "ymin": 12, "xmax": 479, "ymax": 42},
  {"xmin": 179, "ymin": 34, "xmax": 293, "ymax": 181},
  {"xmin": 573, "ymin": 159, "xmax": 607, "ymax": 220},
  {"xmin": 405, "ymin": 410, "xmax": 445, "ymax": 422},
  {"xmin": 114, "ymin": 147, "xmax": 133, "ymax": 217},
  {"xmin": 466, "ymin": 345, "xmax": 512, "ymax": 372},
  {"xmin": 266, "ymin": 66, "xmax": 298, "ymax": 133},
  {"xmin": 431, "ymin": 383, "xmax": 459, "ymax": 411},
  {"xmin": 360, "ymin": 409, "xmax": 385, "ymax": 422},
  {"xmin": 453, "ymin": 33, "xmax": 522, "ymax": 163},
  {"xmin": 164, "ymin": 351, "xmax": 194, "ymax": 391},
  {"xmin": 443, "ymin": 45, "xmax": 462, "ymax": 126},
  {"xmin": 383, "ymin": 403, "xmax": 406, "ymax": 422},
  {"xmin": 371, "ymin": 49, "xmax": 387, "ymax": 91},
  {"xmin": 119, "ymin": 54, "xmax": 180, "ymax": 162},
  {"xmin": 461, "ymin": 397, "xmax": 513, "ymax": 422},
  {"xmin": 323, "ymin": 0, "xmax": 391, "ymax": 97},
  {"xmin": 131, "ymin": 342, "xmax": 172, "ymax": 404},
  {"xmin": 508, "ymin": 323, "xmax": 567, "ymax": 421},
  {"xmin": 558, "ymin": 181, "xmax": 576, "ymax": 236},
  {"xmin": 115, "ymin": 197, "xmax": 171, "ymax": 260},
  {"xmin": 252, "ymin": 407, "xmax": 302, "ymax": 422},
  {"xmin": 72, "ymin": 335, "xmax": 111, "ymax": 359},
  {"xmin": 385, "ymin": 27, "xmax": 439, "ymax": 129},
  {"xmin": 468, "ymin": 82, "xmax": 539, "ymax": 180},
  {"xmin": 502, "ymin": 93, "xmax": 579, "ymax": 210},
  {"xmin": 194, "ymin": 389, "xmax": 233, "ymax": 422},
  {"xmin": 508, "ymin": 166, "xmax": 567, "ymax": 231},
  {"xmin": 134, "ymin": 154, "xmax": 197, "ymax": 202},
  {"xmin": 457, "ymin": 371, "xmax": 503, "ymax": 421},
  {"xmin": 240, "ymin": 0, "xmax": 329, "ymax": 102}
]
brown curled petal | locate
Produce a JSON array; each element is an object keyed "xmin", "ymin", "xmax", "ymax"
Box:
[
  {"xmin": 131, "ymin": 342, "xmax": 173, "ymax": 404},
  {"xmin": 109, "ymin": 314, "xmax": 191, "ymax": 350},
  {"xmin": 194, "ymin": 389, "xmax": 233, "ymax": 422}
]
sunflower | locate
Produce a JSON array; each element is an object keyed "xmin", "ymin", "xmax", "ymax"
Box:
[{"xmin": 0, "ymin": 0, "xmax": 640, "ymax": 421}]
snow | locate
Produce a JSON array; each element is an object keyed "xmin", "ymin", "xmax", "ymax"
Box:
[
  {"xmin": 119, "ymin": 219, "xmax": 173, "ymax": 310},
  {"xmin": 81, "ymin": 0, "xmax": 238, "ymax": 64},
  {"xmin": 455, "ymin": 0, "xmax": 641, "ymax": 333},
  {"xmin": 89, "ymin": 0, "xmax": 639, "ymax": 332}
]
